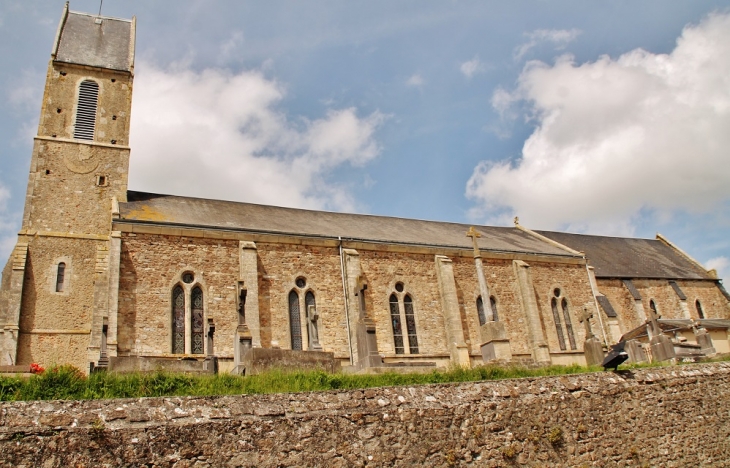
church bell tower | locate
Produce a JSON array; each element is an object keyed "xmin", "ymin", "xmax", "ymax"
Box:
[{"xmin": 0, "ymin": 3, "xmax": 135, "ymax": 370}]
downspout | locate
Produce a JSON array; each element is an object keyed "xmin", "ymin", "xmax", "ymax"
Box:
[
  {"xmin": 339, "ymin": 236, "xmax": 354, "ymax": 365},
  {"xmin": 585, "ymin": 263, "xmax": 609, "ymax": 346}
]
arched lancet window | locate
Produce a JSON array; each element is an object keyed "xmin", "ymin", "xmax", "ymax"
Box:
[
  {"xmin": 74, "ymin": 80, "xmax": 99, "ymax": 140},
  {"xmin": 404, "ymin": 295, "xmax": 419, "ymax": 354},
  {"xmin": 476, "ymin": 296, "xmax": 487, "ymax": 326},
  {"xmin": 191, "ymin": 286, "xmax": 204, "ymax": 354},
  {"xmin": 289, "ymin": 290, "xmax": 302, "ymax": 350},
  {"xmin": 551, "ymin": 297, "xmax": 566, "ymax": 351},
  {"xmin": 305, "ymin": 290, "xmax": 316, "ymax": 348},
  {"xmin": 696, "ymin": 300, "xmax": 705, "ymax": 319},
  {"xmin": 489, "ymin": 296, "xmax": 499, "ymax": 322},
  {"xmin": 561, "ymin": 298, "xmax": 576, "ymax": 350},
  {"xmin": 389, "ymin": 294, "xmax": 404, "ymax": 354},
  {"xmin": 172, "ymin": 285, "xmax": 185, "ymax": 354},
  {"xmin": 55, "ymin": 262, "xmax": 66, "ymax": 292}
]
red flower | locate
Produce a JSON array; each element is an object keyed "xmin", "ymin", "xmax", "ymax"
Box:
[{"xmin": 29, "ymin": 363, "xmax": 45, "ymax": 374}]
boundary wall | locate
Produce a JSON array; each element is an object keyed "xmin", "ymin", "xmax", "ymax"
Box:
[{"xmin": 1, "ymin": 362, "xmax": 729, "ymax": 467}]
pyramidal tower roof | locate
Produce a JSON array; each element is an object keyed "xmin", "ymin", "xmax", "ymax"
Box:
[{"xmin": 52, "ymin": 2, "xmax": 135, "ymax": 72}]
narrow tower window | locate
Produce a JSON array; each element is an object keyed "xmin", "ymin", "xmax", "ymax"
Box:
[
  {"xmin": 403, "ymin": 295, "xmax": 419, "ymax": 354},
  {"xmin": 191, "ymin": 286, "xmax": 204, "ymax": 354},
  {"xmin": 55, "ymin": 262, "xmax": 66, "ymax": 292},
  {"xmin": 74, "ymin": 80, "xmax": 99, "ymax": 140},
  {"xmin": 289, "ymin": 290, "xmax": 302, "ymax": 350},
  {"xmin": 172, "ymin": 285, "xmax": 185, "ymax": 354},
  {"xmin": 696, "ymin": 300, "xmax": 705, "ymax": 319},
  {"xmin": 389, "ymin": 294, "xmax": 404, "ymax": 354},
  {"xmin": 476, "ymin": 296, "xmax": 486, "ymax": 326}
]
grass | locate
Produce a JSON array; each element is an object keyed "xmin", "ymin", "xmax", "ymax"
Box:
[{"xmin": 1, "ymin": 355, "xmax": 727, "ymax": 402}]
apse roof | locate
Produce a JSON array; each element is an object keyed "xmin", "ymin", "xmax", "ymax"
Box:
[
  {"xmin": 537, "ymin": 231, "xmax": 712, "ymax": 280},
  {"xmin": 54, "ymin": 10, "xmax": 134, "ymax": 72},
  {"xmin": 118, "ymin": 191, "xmax": 578, "ymax": 257}
]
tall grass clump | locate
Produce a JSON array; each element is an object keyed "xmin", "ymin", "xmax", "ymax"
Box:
[{"xmin": 1, "ymin": 357, "xmax": 722, "ymax": 402}]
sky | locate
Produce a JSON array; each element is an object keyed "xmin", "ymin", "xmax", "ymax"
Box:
[{"xmin": 1, "ymin": 1, "xmax": 729, "ymax": 281}]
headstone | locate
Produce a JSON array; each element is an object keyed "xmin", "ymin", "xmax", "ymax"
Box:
[
  {"xmin": 307, "ymin": 305, "xmax": 323, "ymax": 351},
  {"xmin": 625, "ymin": 339, "xmax": 648, "ymax": 363},
  {"xmin": 694, "ymin": 326, "xmax": 716, "ymax": 356},
  {"xmin": 580, "ymin": 307, "xmax": 604, "ymax": 366},
  {"xmin": 479, "ymin": 321, "xmax": 512, "ymax": 362}
]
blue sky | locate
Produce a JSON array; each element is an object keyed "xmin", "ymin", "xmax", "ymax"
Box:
[{"xmin": 1, "ymin": 1, "xmax": 729, "ymax": 280}]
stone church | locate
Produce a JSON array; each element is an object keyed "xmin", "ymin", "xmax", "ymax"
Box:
[{"xmin": 1, "ymin": 6, "xmax": 729, "ymax": 374}]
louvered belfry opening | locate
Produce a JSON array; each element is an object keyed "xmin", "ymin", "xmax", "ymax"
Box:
[{"xmin": 73, "ymin": 80, "xmax": 99, "ymax": 140}]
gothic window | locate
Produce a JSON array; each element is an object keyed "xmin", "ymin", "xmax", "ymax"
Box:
[
  {"xmin": 389, "ymin": 287, "xmax": 419, "ymax": 355},
  {"xmin": 74, "ymin": 80, "xmax": 99, "ymax": 140},
  {"xmin": 561, "ymin": 298, "xmax": 577, "ymax": 350},
  {"xmin": 550, "ymin": 288, "xmax": 576, "ymax": 351},
  {"xmin": 390, "ymin": 294, "xmax": 404, "ymax": 354},
  {"xmin": 404, "ymin": 295, "xmax": 419, "ymax": 354},
  {"xmin": 551, "ymin": 297, "xmax": 566, "ymax": 351},
  {"xmin": 191, "ymin": 287, "xmax": 204, "ymax": 354},
  {"xmin": 696, "ymin": 300, "xmax": 705, "ymax": 319},
  {"xmin": 476, "ymin": 296, "xmax": 487, "ymax": 326},
  {"xmin": 55, "ymin": 262, "xmax": 66, "ymax": 292},
  {"xmin": 289, "ymin": 290, "xmax": 303, "ymax": 350},
  {"xmin": 489, "ymin": 296, "xmax": 499, "ymax": 322},
  {"xmin": 172, "ymin": 285, "xmax": 185, "ymax": 354}
]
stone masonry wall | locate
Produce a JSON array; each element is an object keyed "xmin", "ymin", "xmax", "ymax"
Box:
[
  {"xmin": 1, "ymin": 362, "xmax": 729, "ymax": 467},
  {"xmin": 597, "ymin": 279, "xmax": 730, "ymax": 336}
]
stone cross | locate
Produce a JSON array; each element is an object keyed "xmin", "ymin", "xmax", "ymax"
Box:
[
  {"xmin": 579, "ymin": 306, "xmax": 595, "ymax": 339},
  {"xmin": 308, "ymin": 305, "xmax": 321, "ymax": 350},
  {"xmin": 466, "ymin": 226, "xmax": 482, "ymax": 258}
]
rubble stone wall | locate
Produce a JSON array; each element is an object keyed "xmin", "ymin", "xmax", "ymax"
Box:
[{"xmin": 1, "ymin": 362, "xmax": 729, "ymax": 467}]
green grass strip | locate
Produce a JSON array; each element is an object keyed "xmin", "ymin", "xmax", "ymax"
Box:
[{"xmin": 1, "ymin": 355, "xmax": 727, "ymax": 402}]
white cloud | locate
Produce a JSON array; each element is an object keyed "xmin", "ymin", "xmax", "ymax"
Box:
[
  {"xmin": 460, "ymin": 56, "xmax": 485, "ymax": 79},
  {"xmin": 467, "ymin": 13, "xmax": 730, "ymax": 234},
  {"xmin": 514, "ymin": 28, "xmax": 581, "ymax": 61},
  {"xmin": 706, "ymin": 256, "xmax": 729, "ymax": 284},
  {"xmin": 0, "ymin": 185, "xmax": 18, "ymax": 262},
  {"xmin": 406, "ymin": 74, "xmax": 424, "ymax": 87},
  {"xmin": 129, "ymin": 63, "xmax": 385, "ymax": 212}
]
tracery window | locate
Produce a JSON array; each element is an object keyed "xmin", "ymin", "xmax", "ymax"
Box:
[
  {"xmin": 289, "ymin": 290, "xmax": 303, "ymax": 351},
  {"xmin": 696, "ymin": 300, "xmax": 705, "ymax": 319},
  {"xmin": 171, "ymin": 276, "xmax": 205, "ymax": 355},
  {"xmin": 389, "ymin": 286, "xmax": 419, "ymax": 355},
  {"xmin": 55, "ymin": 262, "xmax": 66, "ymax": 293},
  {"xmin": 551, "ymin": 288, "xmax": 576, "ymax": 351},
  {"xmin": 74, "ymin": 80, "xmax": 99, "ymax": 140}
]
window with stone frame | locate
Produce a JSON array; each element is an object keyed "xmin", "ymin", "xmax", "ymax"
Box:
[
  {"xmin": 191, "ymin": 286, "xmax": 204, "ymax": 354},
  {"xmin": 55, "ymin": 262, "xmax": 66, "ymax": 293},
  {"xmin": 172, "ymin": 285, "xmax": 185, "ymax": 354},
  {"xmin": 476, "ymin": 296, "xmax": 487, "ymax": 326},
  {"xmin": 389, "ymin": 294, "xmax": 404, "ymax": 354},
  {"xmin": 489, "ymin": 295, "xmax": 499, "ymax": 322},
  {"xmin": 389, "ymin": 286, "xmax": 419, "ymax": 355},
  {"xmin": 171, "ymin": 277, "xmax": 205, "ymax": 355},
  {"xmin": 289, "ymin": 290, "xmax": 303, "ymax": 351},
  {"xmin": 550, "ymin": 288, "xmax": 576, "ymax": 351},
  {"xmin": 649, "ymin": 299, "xmax": 659, "ymax": 319},
  {"xmin": 696, "ymin": 299, "xmax": 705, "ymax": 319},
  {"xmin": 74, "ymin": 80, "xmax": 99, "ymax": 140}
]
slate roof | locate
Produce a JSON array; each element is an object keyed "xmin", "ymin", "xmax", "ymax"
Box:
[
  {"xmin": 118, "ymin": 191, "xmax": 578, "ymax": 257},
  {"xmin": 54, "ymin": 10, "xmax": 134, "ymax": 72},
  {"xmin": 536, "ymin": 231, "xmax": 712, "ymax": 280}
]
